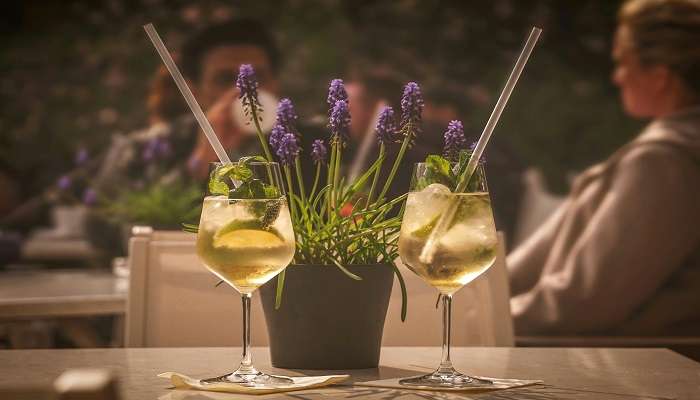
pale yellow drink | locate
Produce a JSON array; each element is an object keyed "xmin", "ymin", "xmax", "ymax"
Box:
[
  {"xmin": 196, "ymin": 195, "xmax": 295, "ymax": 294},
  {"xmin": 398, "ymin": 190, "xmax": 497, "ymax": 295}
]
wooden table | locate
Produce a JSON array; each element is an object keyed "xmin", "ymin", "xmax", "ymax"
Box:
[
  {"xmin": 1, "ymin": 347, "xmax": 698, "ymax": 399},
  {"xmin": 0, "ymin": 269, "xmax": 127, "ymax": 319}
]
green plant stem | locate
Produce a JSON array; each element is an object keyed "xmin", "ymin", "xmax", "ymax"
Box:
[
  {"xmin": 376, "ymin": 123, "xmax": 413, "ymax": 203},
  {"xmin": 275, "ymin": 270, "xmax": 286, "ymax": 309},
  {"xmin": 333, "ymin": 141, "xmax": 342, "ymax": 207},
  {"xmin": 365, "ymin": 143, "xmax": 385, "ymax": 210},
  {"xmin": 249, "ymin": 103, "xmax": 274, "ymax": 162},
  {"xmin": 283, "ymin": 166, "xmax": 297, "ymax": 221},
  {"xmin": 327, "ymin": 141, "xmax": 337, "ymax": 219},
  {"xmin": 309, "ymin": 163, "xmax": 321, "ymax": 200},
  {"xmin": 294, "ymin": 158, "xmax": 307, "ymax": 204}
]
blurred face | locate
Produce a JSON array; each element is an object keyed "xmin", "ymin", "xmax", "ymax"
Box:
[
  {"xmin": 196, "ymin": 44, "xmax": 278, "ymax": 108},
  {"xmin": 612, "ymin": 27, "xmax": 668, "ymax": 118}
]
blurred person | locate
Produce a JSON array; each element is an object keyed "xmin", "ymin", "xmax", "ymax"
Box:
[
  {"xmin": 95, "ymin": 18, "xmax": 281, "ymax": 190},
  {"xmin": 509, "ymin": 0, "xmax": 700, "ymax": 336}
]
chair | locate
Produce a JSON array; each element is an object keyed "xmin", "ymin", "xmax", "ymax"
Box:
[
  {"xmin": 382, "ymin": 233, "xmax": 514, "ymax": 346},
  {"xmin": 125, "ymin": 227, "xmax": 269, "ymax": 347}
]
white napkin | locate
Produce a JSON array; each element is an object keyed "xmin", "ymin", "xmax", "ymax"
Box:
[
  {"xmin": 355, "ymin": 376, "xmax": 543, "ymax": 393},
  {"xmin": 159, "ymin": 372, "xmax": 349, "ymax": 395}
]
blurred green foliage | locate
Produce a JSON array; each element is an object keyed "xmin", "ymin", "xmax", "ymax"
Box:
[
  {"xmin": 1, "ymin": 0, "xmax": 643, "ymax": 199},
  {"xmin": 100, "ymin": 181, "xmax": 202, "ymax": 229}
]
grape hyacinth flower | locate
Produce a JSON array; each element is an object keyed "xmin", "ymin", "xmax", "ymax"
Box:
[
  {"xmin": 276, "ymin": 132, "xmax": 300, "ymax": 166},
  {"xmin": 236, "ymin": 64, "xmax": 261, "ymax": 118},
  {"xmin": 327, "ymin": 79, "xmax": 348, "ymax": 114},
  {"xmin": 311, "ymin": 139, "xmax": 328, "ymax": 164},
  {"xmin": 57, "ymin": 175, "xmax": 71, "ymax": 190},
  {"xmin": 375, "ymin": 106, "xmax": 398, "ymax": 145},
  {"xmin": 82, "ymin": 188, "xmax": 97, "ymax": 206},
  {"xmin": 329, "ymin": 100, "xmax": 351, "ymax": 144},
  {"xmin": 443, "ymin": 120, "xmax": 467, "ymax": 160},
  {"xmin": 400, "ymin": 82, "xmax": 424, "ymax": 128},
  {"xmin": 268, "ymin": 123, "xmax": 287, "ymax": 154},
  {"xmin": 236, "ymin": 64, "xmax": 259, "ymax": 103},
  {"xmin": 275, "ymin": 98, "xmax": 298, "ymax": 128}
]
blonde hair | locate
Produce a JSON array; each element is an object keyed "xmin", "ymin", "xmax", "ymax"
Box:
[{"xmin": 619, "ymin": 0, "xmax": 700, "ymax": 95}]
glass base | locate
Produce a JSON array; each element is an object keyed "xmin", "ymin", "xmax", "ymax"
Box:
[
  {"xmin": 400, "ymin": 367, "xmax": 493, "ymax": 389},
  {"xmin": 200, "ymin": 366, "xmax": 294, "ymax": 387}
]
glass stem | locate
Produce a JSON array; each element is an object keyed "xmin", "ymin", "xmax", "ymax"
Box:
[
  {"xmin": 238, "ymin": 293, "xmax": 256, "ymax": 374},
  {"xmin": 438, "ymin": 294, "xmax": 454, "ymax": 372}
]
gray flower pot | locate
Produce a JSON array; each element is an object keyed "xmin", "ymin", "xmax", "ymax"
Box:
[{"xmin": 259, "ymin": 263, "xmax": 394, "ymax": 369}]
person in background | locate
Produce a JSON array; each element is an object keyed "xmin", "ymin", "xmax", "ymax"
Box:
[
  {"xmin": 95, "ymin": 18, "xmax": 281, "ymax": 190},
  {"xmin": 508, "ymin": 0, "xmax": 700, "ymax": 336}
]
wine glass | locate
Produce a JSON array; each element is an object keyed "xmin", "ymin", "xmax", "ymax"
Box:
[
  {"xmin": 397, "ymin": 162, "xmax": 497, "ymax": 388},
  {"xmin": 196, "ymin": 162, "xmax": 295, "ymax": 387}
]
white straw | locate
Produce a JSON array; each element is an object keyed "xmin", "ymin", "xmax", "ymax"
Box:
[
  {"xmin": 143, "ymin": 23, "xmax": 231, "ymax": 165},
  {"xmin": 419, "ymin": 27, "xmax": 542, "ymax": 264}
]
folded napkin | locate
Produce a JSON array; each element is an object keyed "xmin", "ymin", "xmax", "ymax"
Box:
[
  {"xmin": 159, "ymin": 372, "xmax": 349, "ymax": 395},
  {"xmin": 355, "ymin": 376, "xmax": 543, "ymax": 393}
]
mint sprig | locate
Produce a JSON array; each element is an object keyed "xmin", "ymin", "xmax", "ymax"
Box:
[{"xmin": 417, "ymin": 150, "xmax": 480, "ymax": 192}]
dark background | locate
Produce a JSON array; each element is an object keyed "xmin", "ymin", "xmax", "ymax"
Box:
[{"xmin": 0, "ymin": 0, "xmax": 642, "ymax": 203}]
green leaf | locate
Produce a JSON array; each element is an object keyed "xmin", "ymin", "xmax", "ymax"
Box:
[{"xmin": 423, "ymin": 154, "xmax": 456, "ymax": 189}]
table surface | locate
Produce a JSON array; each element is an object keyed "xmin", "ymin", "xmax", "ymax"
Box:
[
  {"xmin": 0, "ymin": 269, "xmax": 127, "ymax": 319},
  {"xmin": 1, "ymin": 347, "xmax": 698, "ymax": 399}
]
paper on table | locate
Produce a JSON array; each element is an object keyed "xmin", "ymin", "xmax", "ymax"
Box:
[
  {"xmin": 355, "ymin": 376, "xmax": 543, "ymax": 393},
  {"xmin": 159, "ymin": 372, "xmax": 349, "ymax": 395}
]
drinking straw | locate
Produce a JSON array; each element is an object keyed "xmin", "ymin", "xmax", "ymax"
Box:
[
  {"xmin": 143, "ymin": 23, "xmax": 232, "ymax": 166},
  {"xmin": 419, "ymin": 27, "xmax": 542, "ymax": 264}
]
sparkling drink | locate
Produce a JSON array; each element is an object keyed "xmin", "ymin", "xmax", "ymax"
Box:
[
  {"xmin": 197, "ymin": 195, "xmax": 295, "ymax": 294},
  {"xmin": 398, "ymin": 190, "xmax": 497, "ymax": 295},
  {"xmin": 397, "ymin": 163, "xmax": 497, "ymax": 388},
  {"xmin": 194, "ymin": 161, "xmax": 295, "ymax": 387}
]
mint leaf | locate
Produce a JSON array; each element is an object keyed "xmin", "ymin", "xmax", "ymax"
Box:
[{"xmin": 424, "ymin": 154, "xmax": 455, "ymax": 188}]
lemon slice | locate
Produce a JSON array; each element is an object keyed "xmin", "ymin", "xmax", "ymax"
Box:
[
  {"xmin": 412, "ymin": 215, "xmax": 438, "ymax": 238},
  {"xmin": 213, "ymin": 229, "xmax": 284, "ymax": 249},
  {"xmin": 212, "ymin": 219, "xmax": 284, "ymax": 249}
]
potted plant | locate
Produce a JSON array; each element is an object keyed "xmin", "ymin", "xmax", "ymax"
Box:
[{"xmin": 201, "ymin": 66, "xmax": 428, "ymax": 369}]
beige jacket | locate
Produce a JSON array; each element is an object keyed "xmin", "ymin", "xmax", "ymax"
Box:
[{"xmin": 509, "ymin": 107, "xmax": 700, "ymax": 336}]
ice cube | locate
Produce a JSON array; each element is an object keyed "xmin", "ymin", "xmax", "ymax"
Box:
[
  {"xmin": 440, "ymin": 222, "xmax": 497, "ymax": 254},
  {"xmin": 201, "ymin": 197, "xmax": 237, "ymax": 230},
  {"xmin": 407, "ymin": 187, "xmax": 451, "ymax": 231},
  {"xmin": 422, "ymin": 183, "xmax": 451, "ymax": 196}
]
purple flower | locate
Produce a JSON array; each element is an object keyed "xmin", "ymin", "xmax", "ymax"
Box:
[
  {"xmin": 329, "ymin": 100, "xmax": 351, "ymax": 143},
  {"xmin": 57, "ymin": 175, "xmax": 72, "ymax": 190},
  {"xmin": 82, "ymin": 188, "xmax": 97, "ymax": 206},
  {"xmin": 375, "ymin": 106, "xmax": 398, "ymax": 145},
  {"xmin": 275, "ymin": 98, "xmax": 298, "ymax": 128},
  {"xmin": 400, "ymin": 82, "xmax": 424, "ymax": 128},
  {"xmin": 236, "ymin": 64, "xmax": 260, "ymax": 109},
  {"xmin": 311, "ymin": 139, "xmax": 328, "ymax": 164},
  {"xmin": 443, "ymin": 120, "xmax": 467, "ymax": 160},
  {"xmin": 268, "ymin": 123, "xmax": 288, "ymax": 155},
  {"xmin": 276, "ymin": 132, "xmax": 300, "ymax": 166},
  {"xmin": 75, "ymin": 148, "xmax": 89, "ymax": 166},
  {"xmin": 327, "ymin": 79, "xmax": 348, "ymax": 114}
]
